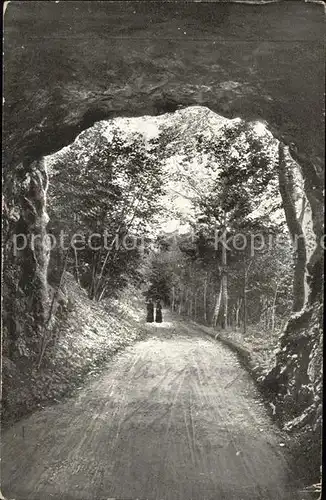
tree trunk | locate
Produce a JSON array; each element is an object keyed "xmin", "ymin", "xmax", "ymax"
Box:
[
  {"xmin": 38, "ymin": 251, "xmax": 68, "ymax": 369},
  {"xmin": 93, "ymin": 231, "xmax": 119, "ymax": 300},
  {"xmin": 243, "ymin": 259, "xmax": 252, "ymax": 336},
  {"xmin": 203, "ymin": 272, "xmax": 208, "ymax": 323},
  {"xmin": 221, "ymin": 271, "xmax": 228, "ymax": 329},
  {"xmin": 235, "ymin": 298, "xmax": 242, "ymax": 330},
  {"xmin": 185, "ymin": 288, "xmax": 190, "ymax": 316},
  {"xmin": 271, "ymin": 280, "xmax": 281, "ymax": 334},
  {"xmin": 243, "ymin": 274, "xmax": 247, "ymax": 336},
  {"xmin": 178, "ymin": 289, "xmax": 183, "ymax": 315},
  {"xmin": 73, "ymin": 245, "xmax": 80, "ymax": 286},
  {"xmin": 171, "ymin": 286, "xmax": 175, "ymax": 312},
  {"xmin": 212, "ymin": 280, "xmax": 223, "ymax": 328},
  {"xmin": 93, "ymin": 191, "xmax": 141, "ymax": 300},
  {"xmin": 265, "ymin": 299, "xmax": 269, "ymax": 330},
  {"xmin": 89, "ymin": 251, "xmax": 99, "ymax": 300},
  {"xmin": 259, "ymin": 296, "xmax": 264, "ymax": 324},
  {"xmin": 278, "ymin": 143, "xmax": 307, "ymax": 312},
  {"xmin": 98, "ymin": 283, "xmax": 108, "ymax": 302},
  {"xmin": 220, "ymin": 224, "xmax": 228, "ymax": 330},
  {"xmin": 189, "ymin": 296, "xmax": 193, "ymax": 318}
]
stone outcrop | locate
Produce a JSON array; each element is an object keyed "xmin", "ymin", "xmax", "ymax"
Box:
[{"xmin": 4, "ymin": 1, "xmax": 324, "ymax": 167}]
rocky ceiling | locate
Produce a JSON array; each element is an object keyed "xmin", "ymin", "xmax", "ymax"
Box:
[{"xmin": 3, "ymin": 1, "xmax": 325, "ymax": 170}]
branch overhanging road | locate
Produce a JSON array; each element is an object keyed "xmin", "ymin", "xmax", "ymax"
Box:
[{"xmin": 1, "ymin": 315, "xmax": 308, "ymax": 500}]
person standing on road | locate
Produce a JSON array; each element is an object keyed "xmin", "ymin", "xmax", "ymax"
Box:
[
  {"xmin": 155, "ymin": 300, "xmax": 163, "ymax": 323},
  {"xmin": 146, "ymin": 298, "xmax": 154, "ymax": 323}
]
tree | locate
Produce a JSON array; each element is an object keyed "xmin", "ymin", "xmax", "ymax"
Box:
[
  {"xmin": 143, "ymin": 118, "xmax": 294, "ymax": 335},
  {"xmin": 47, "ymin": 122, "xmax": 166, "ymax": 301}
]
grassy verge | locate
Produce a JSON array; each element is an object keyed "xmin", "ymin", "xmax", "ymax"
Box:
[
  {"xmin": 189, "ymin": 321, "xmax": 279, "ymax": 379},
  {"xmin": 189, "ymin": 319, "xmax": 321, "ymax": 496},
  {"xmin": 1, "ymin": 274, "xmax": 149, "ymax": 428}
]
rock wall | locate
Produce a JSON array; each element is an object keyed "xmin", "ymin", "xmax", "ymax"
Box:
[{"xmin": 4, "ymin": 1, "xmax": 324, "ymax": 167}]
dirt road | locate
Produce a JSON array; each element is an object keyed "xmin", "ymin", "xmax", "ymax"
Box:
[{"xmin": 1, "ymin": 318, "xmax": 307, "ymax": 500}]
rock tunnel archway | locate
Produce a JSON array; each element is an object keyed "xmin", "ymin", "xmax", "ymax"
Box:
[
  {"xmin": 2, "ymin": 1, "xmax": 324, "ymax": 488},
  {"xmin": 3, "ymin": 0, "xmax": 325, "ymax": 167}
]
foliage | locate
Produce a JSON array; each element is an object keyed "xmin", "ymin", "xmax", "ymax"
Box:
[
  {"xmin": 145, "ymin": 119, "xmax": 293, "ymax": 332},
  {"xmin": 47, "ymin": 122, "xmax": 166, "ymax": 300}
]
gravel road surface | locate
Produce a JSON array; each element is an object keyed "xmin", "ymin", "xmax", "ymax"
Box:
[{"xmin": 1, "ymin": 318, "xmax": 308, "ymax": 500}]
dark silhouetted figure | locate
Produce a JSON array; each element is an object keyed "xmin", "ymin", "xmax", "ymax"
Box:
[
  {"xmin": 146, "ymin": 298, "xmax": 154, "ymax": 323},
  {"xmin": 155, "ymin": 301, "xmax": 162, "ymax": 323}
]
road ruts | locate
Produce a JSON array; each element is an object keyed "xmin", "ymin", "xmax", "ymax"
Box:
[{"xmin": 1, "ymin": 315, "xmax": 309, "ymax": 500}]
